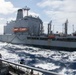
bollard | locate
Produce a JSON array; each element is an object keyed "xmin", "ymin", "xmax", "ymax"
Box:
[{"xmin": 30, "ymin": 69, "xmax": 33, "ymax": 75}]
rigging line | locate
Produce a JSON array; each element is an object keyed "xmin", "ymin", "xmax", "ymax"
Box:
[
  {"xmin": 16, "ymin": 35, "xmax": 26, "ymax": 41},
  {"xmin": 8, "ymin": 35, "xmax": 17, "ymax": 43}
]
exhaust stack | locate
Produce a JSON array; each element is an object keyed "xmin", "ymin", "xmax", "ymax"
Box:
[{"xmin": 16, "ymin": 9, "xmax": 23, "ymax": 20}]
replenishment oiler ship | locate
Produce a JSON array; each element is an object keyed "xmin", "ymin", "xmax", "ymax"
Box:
[{"xmin": 0, "ymin": 6, "xmax": 76, "ymax": 51}]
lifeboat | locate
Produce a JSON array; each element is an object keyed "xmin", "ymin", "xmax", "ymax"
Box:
[
  {"xmin": 19, "ymin": 28, "xmax": 28, "ymax": 32},
  {"xmin": 13, "ymin": 28, "xmax": 19, "ymax": 32},
  {"xmin": 48, "ymin": 35, "xmax": 55, "ymax": 39},
  {"xmin": 13, "ymin": 27, "xmax": 28, "ymax": 32}
]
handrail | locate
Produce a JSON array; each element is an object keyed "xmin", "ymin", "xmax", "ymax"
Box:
[{"xmin": 0, "ymin": 58, "xmax": 62, "ymax": 75}]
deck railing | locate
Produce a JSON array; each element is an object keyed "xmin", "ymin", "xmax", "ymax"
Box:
[{"xmin": 0, "ymin": 58, "xmax": 62, "ymax": 75}]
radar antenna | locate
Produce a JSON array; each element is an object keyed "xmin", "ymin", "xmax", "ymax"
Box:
[{"xmin": 23, "ymin": 6, "xmax": 30, "ymax": 16}]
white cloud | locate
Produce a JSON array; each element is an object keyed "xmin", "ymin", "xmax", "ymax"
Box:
[
  {"xmin": 0, "ymin": 18, "xmax": 5, "ymax": 20},
  {"xmin": 63, "ymin": 0, "xmax": 76, "ymax": 12},
  {"xmin": 37, "ymin": 0, "xmax": 76, "ymax": 33},
  {"xmin": 37, "ymin": 0, "xmax": 76, "ymax": 12},
  {"xmin": 29, "ymin": 11, "xmax": 40, "ymax": 17},
  {"xmin": 37, "ymin": 0, "xmax": 63, "ymax": 9},
  {"xmin": 23, "ymin": 11, "xmax": 40, "ymax": 17},
  {"xmin": 0, "ymin": 0, "xmax": 17, "ymax": 15}
]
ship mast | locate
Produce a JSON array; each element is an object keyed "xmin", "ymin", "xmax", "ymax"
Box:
[
  {"xmin": 23, "ymin": 6, "xmax": 30, "ymax": 16},
  {"xmin": 48, "ymin": 20, "xmax": 52, "ymax": 35},
  {"xmin": 64, "ymin": 19, "xmax": 68, "ymax": 36}
]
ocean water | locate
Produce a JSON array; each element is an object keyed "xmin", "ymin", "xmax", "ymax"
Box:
[{"xmin": 0, "ymin": 42, "xmax": 76, "ymax": 75}]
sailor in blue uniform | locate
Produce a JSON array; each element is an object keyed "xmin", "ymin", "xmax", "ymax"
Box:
[{"xmin": 20, "ymin": 58, "xmax": 25, "ymax": 64}]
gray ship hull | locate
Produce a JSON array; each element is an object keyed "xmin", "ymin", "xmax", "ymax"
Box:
[{"xmin": 0, "ymin": 34, "xmax": 76, "ymax": 51}]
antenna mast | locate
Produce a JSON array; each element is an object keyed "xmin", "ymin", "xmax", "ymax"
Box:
[{"xmin": 23, "ymin": 6, "xmax": 30, "ymax": 16}]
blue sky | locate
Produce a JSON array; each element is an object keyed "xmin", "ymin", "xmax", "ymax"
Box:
[{"xmin": 0, "ymin": 0, "xmax": 76, "ymax": 34}]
